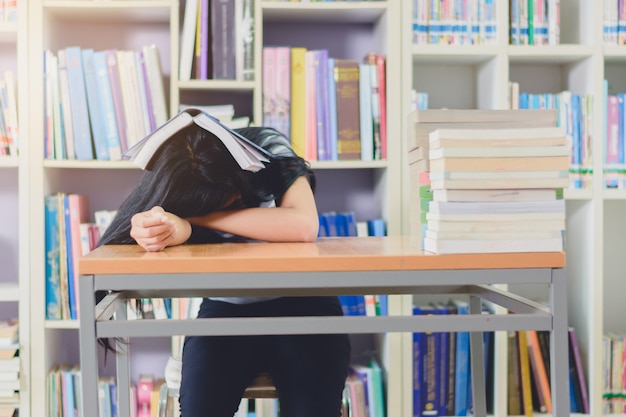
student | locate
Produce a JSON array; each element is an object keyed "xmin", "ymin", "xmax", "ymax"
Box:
[{"xmin": 98, "ymin": 121, "xmax": 351, "ymax": 417}]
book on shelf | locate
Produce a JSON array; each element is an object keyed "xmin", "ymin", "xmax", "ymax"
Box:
[
  {"xmin": 0, "ymin": 344, "xmax": 17, "ymax": 362},
  {"xmin": 517, "ymin": 331, "xmax": 534, "ymax": 417},
  {"xmin": 507, "ymin": 331, "xmax": 522, "ymax": 416},
  {"xmin": 429, "ymin": 126, "xmax": 567, "ymax": 148},
  {"xmin": 429, "ymin": 177, "xmax": 569, "ymax": 191},
  {"xmin": 290, "ymin": 47, "xmax": 307, "ymax": 158},
  {"xmin": 82, "ymin": 48, "xmax": 113, "ymax": 161},
  {"xmin": 65, "ymin": 46, "xmax": 94, "ymax": 160},
  {"xmin": 428, "ymin": 199, "xmax": 565, "ymax": 215},
  {"xmin": 358, "ymin": 63, "xmax": 374, "ymax": 161},
  {"xmin": 211, "ymin": 0, "xmax": 236, "ymax": 79},
  {"xmin": 568, "ymin": 327, "xmax": 589, "ymax": 414},
  {"xmin": 430, "ymin": 188, "xmax": 560, "ymax": 203},
  {"xmin": 123, "ymin": 108, "xmax": 271, "ymax": 172},
  {"xmin": 526, "ymin": 330, "xmax": 552, "ymax": 413},
  {"xmin": 423, "ymin": 236, "xmax": 563, "ymax": 254},
  {"xmin": 429, "ymin": 155, "xmax": 570, "ymax": 172},
  {"xmin": 334, "ymin": 59, "xmax": 361, "ymax": 160},
  {"xmin": 179, "ymin": 0, "xmax": 198, "ymax": 81},
  {"xmin": 426, "ymin": 218, "xmax": 566, "ymax": 233},
  {"xmin": 0, "ymin": 320, "xmax": 17, "ymax": 346},
  {"xmin": 429, "ymin": 145, "xmax": 570, "ymax": 159}
]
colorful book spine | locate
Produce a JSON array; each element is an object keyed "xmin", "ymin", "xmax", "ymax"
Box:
[
  {"xmin": 65, "ymin": 46, "xmax": 94, "ymax": 160},
  {"xmin": 334, "ymin": 59, "xmax": 361, "ymax": 160},
  {"xmin": 290, "ymin": 47, "xmax": 307, "ymax": 158},
  {"xmin": 358, "ymin": 63, "xmax": 373, "ymax": 161}
]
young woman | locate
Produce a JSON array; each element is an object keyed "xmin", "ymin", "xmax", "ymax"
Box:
[{"xmin": 98, "ymin": 120, "xmax": 351, "ymax": 417}]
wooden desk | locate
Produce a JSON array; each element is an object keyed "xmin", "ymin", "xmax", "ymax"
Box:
[{"xmin": 78, "ymin": 236, "xmax": 568, "ymax": 417}]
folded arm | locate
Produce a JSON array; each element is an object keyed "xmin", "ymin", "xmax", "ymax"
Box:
[{"xmin": 130, "ymin": 176, "xmax": 319, "ymax": 251}]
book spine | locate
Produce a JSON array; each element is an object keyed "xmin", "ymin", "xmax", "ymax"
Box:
[
  {"xmin": 93, "ymin": 51, "xmax": 122, "ymax": 160},
  {"xmin": 44, "ymin": 194, "xmax": 62, "ymax": 320},
  {"xmin": 334, "ymin": 59, "xmax": 361, "ymax": 160},
  {"xmin": 81, "ymin": 48, "xmax": 111, "ymax": 161},
  {"xmin": 65, "ymin": 46, "xmax": 94, "ymax": 160},
  {"xmin": 211, "ymin": 0, "xmax": 236, "ymax": 79},
  {"xmin": 290, "ymin": 47, "xmax": 307, "ymax": 158},
  {"xmin": 358, "ymin": 63, "xmax": 373, "ymax": 161},
  {"xmin": 105, "ymin": 49, "xmax": 128, "ymax": 154}
]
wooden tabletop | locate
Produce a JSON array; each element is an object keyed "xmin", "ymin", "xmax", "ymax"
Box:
[{"xmin": 78, "ymin": 236, "xmax": 566, "ymax": 275}]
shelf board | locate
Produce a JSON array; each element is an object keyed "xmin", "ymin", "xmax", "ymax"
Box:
[
  {"xmin": 43, "ymin": 159, "xmax": 138, "ymax": 169},
  {"xmin": 603, "ymin": 189, "xmax": 626, "ymax": 200},
  {"xmin": 0, "ymin": 283, "xmax": 19, "ymax": 302},
  {"xmin": 603, "ymin": 45, "xmax": 626, "ymax": 62},
  {"xmin": 563, "ymin": 188, "xmax": 592, "ymax": 201},
  {"xmin": 42, "ymin": 1, "xmax": 171, "ymax": 23},
  {"xmin": 411, "ymin": 45, "xmax": 499, "ymax": 64},
  {"xmin": 262, "ymin": 1, "xmax": 387, "ymax": 24},
  {"xmin": 44, "ymin": 320, "xmax": 79, "ymax": 330},
  {"xmin": 0, "ymin": 156, "xmax": 18, "ymax": 168},
  {"xmin": 507, "ymin": 44, "xmax": 594, "ymax": 63}
]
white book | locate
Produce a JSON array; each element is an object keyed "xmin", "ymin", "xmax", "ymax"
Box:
[
  {"xmin": 426, "ymin": 211, "xmax": 565, "ymax": 222},
  {"xmin": 429, "ymin": 170, "xmax": 569, "ymax": 181},
  {"xmin": 179, "ymin": 0, "xmax": 199, "ymax": 81},
  {"xmin": 429, "ymin": 145, "xmax": 569, "ymax": 159},
  {"xmin": 428, "ymin": 199, "xmax": 565, "ymax": 215},
  {"xmin": 429, "ymin": 177, "xmax": 570, "ymax": 190},
  {"xmin": 423, "ymin": 236, "xmax": 564, "ymax": 254},
  {"xmin": 57, "ymin": 50, "xmax": 76, "ymax": 159},
  {"xmin": 429, "ymin": 126, "xmax": 566, "ymax": 145},
  {"xmin": 142, "ymin": 44, "xmax": 168, "ymax": 127},
  {"xmin": 426, "ymin": 219, "xmax": 566, "ymax": 233},
  {"xmin": 425, "ymin": 229, "xmax": 563, "ymax": 241},
  {"xmin": 431, "ymin": 188, "xmax": 559, "ymax": 202},
  {"xmin": 123, "ymin": 108, "xmax": 270, "ymax": 172}
]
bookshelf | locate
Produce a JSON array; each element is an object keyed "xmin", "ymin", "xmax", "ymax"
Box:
[
  {"xmin": 19, "ymin": 0, "xmax": 626, "ymax": 416},
  {"xmin": 25, "ymin": 1, "xmax": 403, "ymax": 417},
  {"xmin": 401, "ymin": 1, "xmax": 611, "ymax": 417},
  {"xmin": 0, "ymin": 0, "xmax": 28, "ymax": 416}
]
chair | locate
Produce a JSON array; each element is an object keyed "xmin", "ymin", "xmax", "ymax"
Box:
[{"xmin": 158, "ymin": 373, "xmax": 277, "ymax": 417}]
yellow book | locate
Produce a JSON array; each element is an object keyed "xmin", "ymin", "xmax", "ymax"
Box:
[
  {"xmin": 290, "ymin": 47, "xmax": 307, "ymax": 158},
  {"xmin": 517, "ymin": 331, "xmax": 533, "ymax": 417}
]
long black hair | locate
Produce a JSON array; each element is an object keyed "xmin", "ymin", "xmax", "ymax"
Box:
[{"xmin": 96, "ymin": 124, "xmax": 314, "ymax": 353}]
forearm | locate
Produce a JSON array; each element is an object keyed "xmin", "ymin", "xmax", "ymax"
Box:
[{"xmin": 188, "ymin": 207, "xmax": 319, "ymax": 242}]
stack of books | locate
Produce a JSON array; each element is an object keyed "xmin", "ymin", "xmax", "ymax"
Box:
[
  {"xmin": 406, "ymin": 109, "xmax": 569, "ymax": 254},
  {"xmin": 0, "ymin": 319, "xmax": 19, "ymax": 417}
]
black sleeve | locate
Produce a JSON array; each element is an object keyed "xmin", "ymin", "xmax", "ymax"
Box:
[{"xmin": 235, "ymin": 126, "xmax": 316, "ymax": 202}]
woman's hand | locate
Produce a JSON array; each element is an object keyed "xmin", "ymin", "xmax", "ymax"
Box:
[{"xmin": 130, "ymin": 206, "xmax": 191, "ymax": 251}]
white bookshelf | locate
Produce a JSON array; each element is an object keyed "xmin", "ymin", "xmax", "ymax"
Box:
[
  {"xmin": 25, "ymin": 1, "xmax": 404, "ymax": 417},
  {"xmin": 21, "ymin": 0, "xmax": 626, "ymax": 416},
  {"xmin": 400, "ymin": 1, "xmax": 613, "ymax": 417},
  {"xmin": 0, "ymin": 0, "xmax": 29, "ymax": 416}
]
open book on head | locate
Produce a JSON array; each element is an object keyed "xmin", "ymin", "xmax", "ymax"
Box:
[{"xmin": 122, "ymin": 108, "xmax": 271, "ymax": 172}]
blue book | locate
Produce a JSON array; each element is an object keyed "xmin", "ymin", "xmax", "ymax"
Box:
[
  {"xmin": 65, "ymin": 46, "xmax": 94, "ymax": 160},
  {"xmin": 367, "ymin": 218, "xmax": 386, "ymax": 236},
  {"xmin": 430, "ymin": 302, "xmax": 450, "ymax": 416},
  {"xmin": 412, "ymin": 306, "xmax": 424, "ymax": 417},
  {"xmin": 327, "ymin": 57, "xmax": 338, "ymax": 161},
  {"xmin": 451, "ymin": 299, "xmax": 470, "ymax": 416},
  {"xmin": 82, "ymin": 48, "xmax": 111, "ymax": 161},
  {"xmin": 93, "ymin": 50, "xmax": 122, "ymax": 160},
  {"xmin": 44, "ymin": 194, "xmax": 62, "ymax": 320},
  {"xmin": 62, "ymin": 367, "xmax": 76, "ymax": 417},
  {"xmin": 314, "ymin": 49, "xmax": 331, "ymax": 161},
  {"xmin": 63, "ymin": 194, "xmax": 77, "ymax": 320},
  {"xmin": 336, "ymin": 211, "xmax": 357, "ymax": 237}
]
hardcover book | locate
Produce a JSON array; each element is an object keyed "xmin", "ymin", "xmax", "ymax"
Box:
[{"xmin": 123, "ymin": 108, "xmax": 270, "ymax": 172}]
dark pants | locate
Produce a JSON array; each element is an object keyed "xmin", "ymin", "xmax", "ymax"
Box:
[{"xmin": 179, "ymin": 296, "xmax": 351, "ymax": 417}]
